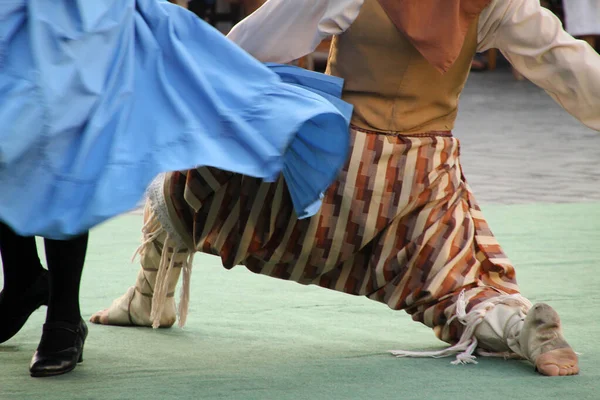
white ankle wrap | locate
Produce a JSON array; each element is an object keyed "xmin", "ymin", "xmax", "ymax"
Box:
[{"xmin": 390, "ymin": 290, "xmax": 532, "ymax": 365}]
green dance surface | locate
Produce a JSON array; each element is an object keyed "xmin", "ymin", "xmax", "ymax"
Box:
[{"xmin": 1, "ymin": 202, "xmax": 599, "ymax": 399}]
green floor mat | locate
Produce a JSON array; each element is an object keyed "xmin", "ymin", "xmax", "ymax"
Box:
[{"xmin": 1, "ymin": 202, "xmax": 599, "ymax": 399}]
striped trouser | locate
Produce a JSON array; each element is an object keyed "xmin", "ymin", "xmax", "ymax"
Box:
[{"xmin": 149, "ymin": 127, "xmax": 520, "ymax": 343}]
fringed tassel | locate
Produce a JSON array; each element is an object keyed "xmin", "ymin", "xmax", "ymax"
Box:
[
  {"xmin": 128, "ymin": 212, "xmax": 170, "ymax": 329},
  {"xmin": 150, "ymin": 233, "xmax": 180, "ymax": 329},
  {"xmin": 132, "ymin": 201, "xmax": 195, "ymax": 329},
  {"xmin": 177, "ymin": 252, "xmax": 195, "ymax": 328},
  {"xmin": 131, "ymin": 213, "xmax": 164, "ymax": 263},
  {"xmin": 390, "ymin": 289, "xmax": 532, "ymax": 365}
]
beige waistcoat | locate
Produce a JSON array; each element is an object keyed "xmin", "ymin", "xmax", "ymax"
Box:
[{"xmin": 325, "ymin": 0, "xmax": 479, "ymax": 134}]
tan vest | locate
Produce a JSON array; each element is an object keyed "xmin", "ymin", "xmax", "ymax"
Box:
[{"xmin": 325, "ymin": 0, "xmax": 478, "ymax": 134}]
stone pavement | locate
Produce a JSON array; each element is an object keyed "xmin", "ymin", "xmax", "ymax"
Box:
[{"xmin": 455, "ymin": 68, "xmax": 600, "ymax": 205}]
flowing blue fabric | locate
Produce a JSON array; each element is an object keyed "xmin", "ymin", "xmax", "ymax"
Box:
[{"xmin": 0, "ymin": 0, "xmax": 352, "ymax": 239}]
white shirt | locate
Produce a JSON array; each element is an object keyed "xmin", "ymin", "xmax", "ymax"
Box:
[{"xmin": 227, "ymin": 0, "xmax": 600, "ymax": 132}]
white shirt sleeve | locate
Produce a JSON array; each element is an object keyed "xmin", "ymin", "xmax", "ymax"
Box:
[
  {"xmin": 478, "ymin": 0, "xmax": 600, "ymax": 131},
  {"xmin": 226, "ymin": 0, "xmax": 364, "ymax": 64}
]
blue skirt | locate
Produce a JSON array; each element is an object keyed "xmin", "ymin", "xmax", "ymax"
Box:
[{"xmin": 0, "ymin": 0, "xmax": 352, "ymax": 239}]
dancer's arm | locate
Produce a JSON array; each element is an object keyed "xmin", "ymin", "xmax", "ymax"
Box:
[
  {"xmin": 227, "ymin": 0, "xmax": 364, "ymax": 63},
  {"xmin": 478, "ymin": 0, "xmax": 600, "ymax": 131}
]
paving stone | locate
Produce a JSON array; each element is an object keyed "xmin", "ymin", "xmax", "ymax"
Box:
[{"xmin": 456, "ymin": 68, "xmax": 600, "ymax": 205}]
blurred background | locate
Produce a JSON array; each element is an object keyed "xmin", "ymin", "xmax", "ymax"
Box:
[{"xmin": 171, "ymin": 0, "xmax": 599, "ymax": 76}]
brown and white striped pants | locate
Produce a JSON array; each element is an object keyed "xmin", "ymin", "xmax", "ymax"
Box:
[{"xmin": 150, "ymin": 126, "xmax": 520, "ymax": 344}]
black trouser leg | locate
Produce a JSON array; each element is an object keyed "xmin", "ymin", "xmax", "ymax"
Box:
[{"xmin": 0, "ymin": 222, "xmax": 46, "ymax": 294}]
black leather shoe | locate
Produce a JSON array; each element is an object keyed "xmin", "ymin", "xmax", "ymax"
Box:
[
  {"xmin": 0, "ymin": 271, "xmax": 49, "ymax": 344},
  {"xmin": 29, "ymin": 319, "xmax": 88, "ymax": 378}
]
